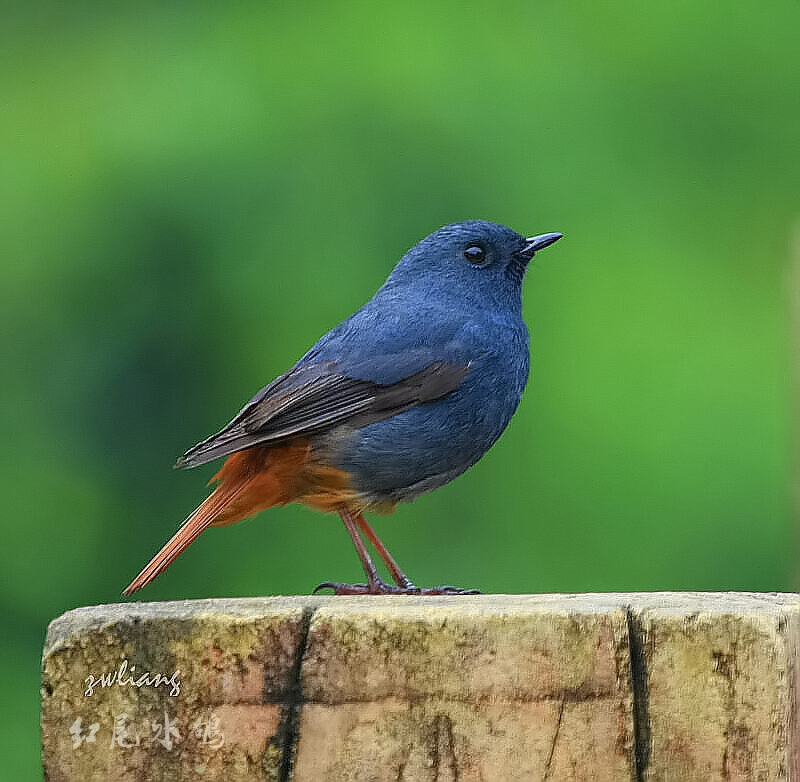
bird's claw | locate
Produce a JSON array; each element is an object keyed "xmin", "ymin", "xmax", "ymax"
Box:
[
  {"xmin": 428, "ymin": 585, "xmax": 482, "ymax": 595},
  {"xmin": 312, "ymin": 581, "xmax": 370, "ymax": 595},
  {"xmin": 312, "ymin": 579, "xmax": 481, "ymax": 596}
]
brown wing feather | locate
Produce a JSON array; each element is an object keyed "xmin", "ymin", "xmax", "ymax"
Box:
[{"xmin": 175, "ymin": 360, "xmax": 468, "ymax": 469}]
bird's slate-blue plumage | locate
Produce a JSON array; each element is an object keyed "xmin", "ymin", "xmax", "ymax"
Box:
[{"xmin": 302, "ymin": 220, "xmax": 533, "ymax": 504}]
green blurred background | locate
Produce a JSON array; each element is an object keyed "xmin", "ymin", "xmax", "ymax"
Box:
[{"xmin": 3, "ymin": 2, "xmax": 800, "ymax": 775}]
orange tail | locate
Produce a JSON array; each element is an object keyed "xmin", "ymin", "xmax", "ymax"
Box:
[{"xmin": 123, "ymin": 442, "xmax": 312, "ymax": 596}]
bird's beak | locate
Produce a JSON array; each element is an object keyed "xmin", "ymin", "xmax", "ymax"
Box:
[{"xmin": 517, "ymin": 232, "xmax": 563, "ymax": 261}]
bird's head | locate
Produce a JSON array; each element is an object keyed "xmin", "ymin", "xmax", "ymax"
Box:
[{"xmin": 384, "ymin": 220, "xmax": 562, "ymax": 310}]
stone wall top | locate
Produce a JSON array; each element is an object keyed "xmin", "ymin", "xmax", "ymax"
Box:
[{"xmin": 42, "ymin": 592, "xmax": 800, "ymax": 781}]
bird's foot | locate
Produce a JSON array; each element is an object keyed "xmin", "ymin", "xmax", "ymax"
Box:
[{"xmin": 313, "ymin": 578, "xmax": 481, "ymax": 596}]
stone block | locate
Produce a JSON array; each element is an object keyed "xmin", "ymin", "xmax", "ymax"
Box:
[
  {"xmin": 41, "ymin": 593, "xmax": 800, "ymax": 781},
  {"xmin": 41, "ymin": 597, "xmax": 310, "ymax": 781},
  {"xmin": 296, "ymin": 595, "xmax": 633, "ymax": 780},
  {"xmin": 630, "ymin": 593, "xmax": 800, "ymax": 782}
]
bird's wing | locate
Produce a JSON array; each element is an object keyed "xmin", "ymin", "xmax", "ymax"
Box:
[{"xmin": 175, "ymin": 357, "xmax": 469, "ymax": 469}]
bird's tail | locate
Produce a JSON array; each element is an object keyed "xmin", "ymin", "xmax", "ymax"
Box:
[{"xmin": 123, "ymin": 446, "xmax": 299, "ymax": 596}]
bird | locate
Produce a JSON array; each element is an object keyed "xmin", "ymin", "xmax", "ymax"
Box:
[{"xmin": 123, "ymin": 220, "xmax": 562, "ymax": 597}]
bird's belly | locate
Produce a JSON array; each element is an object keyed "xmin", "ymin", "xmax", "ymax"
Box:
[{"xmin": 324, "ymin": 371, "xmax": 524, "ymax": 507}]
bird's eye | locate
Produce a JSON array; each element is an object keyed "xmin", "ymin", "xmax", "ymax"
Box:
[{"xmin": 464, "ymin": 244, "xmax": 486, "ymax": 264}]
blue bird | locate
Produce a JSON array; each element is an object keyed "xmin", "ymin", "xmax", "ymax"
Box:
[{"xmin": 123, "ymin": 221, "xmax": 562, "ymax": 596}]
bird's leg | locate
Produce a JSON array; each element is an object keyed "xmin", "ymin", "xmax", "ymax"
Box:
[
  {"xmin": 314, "ymin": 508, "xmax": 399, "ymax": 595},
  {"xmin": 313, "ymin": 509, "xmax": 482, "ymax": 596},
  {"xmin": 355, "ymin": 513, "xmax": 415, "ymax": 589}
]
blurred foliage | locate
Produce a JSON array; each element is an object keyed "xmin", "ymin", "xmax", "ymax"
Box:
[{"xmin": 3, "ymin": 2, "xmax": 800, "ymax": 776}]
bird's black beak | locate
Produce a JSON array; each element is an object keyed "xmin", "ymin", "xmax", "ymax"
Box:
[{"xmin": 517, "ymin": 232, "xmax": 563, "ymax": 261}]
